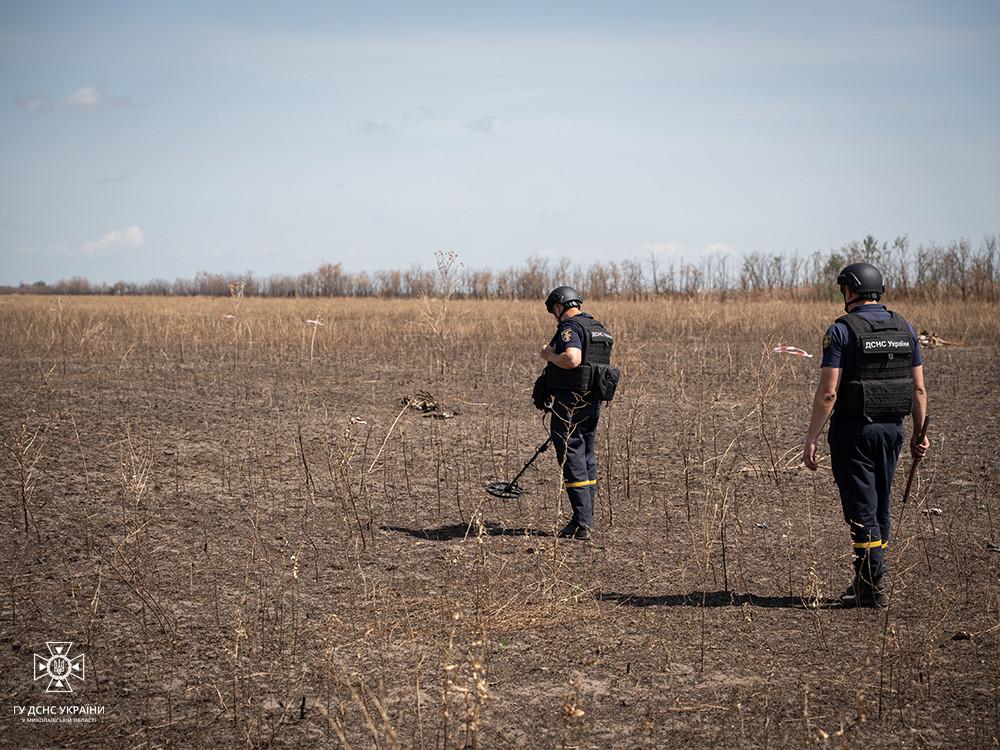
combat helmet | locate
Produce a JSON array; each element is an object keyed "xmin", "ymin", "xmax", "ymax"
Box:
[
  {"xmin": 836, "ymin": 262, "xmax": 884, "ymax": 300},
  {"xmin": 545, "ymin": 286, "xmax": 583, "ymax": 313}
]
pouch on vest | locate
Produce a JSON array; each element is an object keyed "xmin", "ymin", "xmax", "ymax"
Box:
[
  {"xmin": 591, "ymin": 364, "xmax": 620, "ymax": 402},
  {"xmin": 546, "ymin": 362, "xmax": 593, "ymax": 392},
  {"xmin": 853, "ymin": 378, "xmax": 914, "ymax": 421},
  {"xmin": 532, "ymin": 372, "xmax": 550, "ymax": 411}
]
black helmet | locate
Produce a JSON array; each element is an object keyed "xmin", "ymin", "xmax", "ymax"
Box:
[
  {"xmin": 545, "ymin": 285, "xmax": 583, "ymax": 313},
  {"xmin": 836, "ymin": 262, "xmax": 884, "ymax": 298},
  {"xmin": 545, "ymin": 286, "xmax": 583, "ymax": 312}
]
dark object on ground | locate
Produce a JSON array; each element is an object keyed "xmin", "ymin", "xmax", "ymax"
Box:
[{"xmin": 402, "ymin": 390, "xmax": 439, "ymax": 412}]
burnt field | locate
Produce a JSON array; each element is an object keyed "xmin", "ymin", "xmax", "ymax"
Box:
[{"xmin": 1, "ymin": 294, "xmax": 998, "ymax": 748}]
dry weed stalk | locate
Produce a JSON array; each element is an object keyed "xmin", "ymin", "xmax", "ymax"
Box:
[
  {"xmin": 3, "ymin": 421, "xmax": 44, "ymax": 536},
  {"xmin": 420, "ymin": 249, "xmax": 463, "ymax": 373}
]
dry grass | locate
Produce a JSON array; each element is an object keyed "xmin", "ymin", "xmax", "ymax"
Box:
[{"xmin": 0, "ymin": 294, "xmax": 997, "ymax": 748}]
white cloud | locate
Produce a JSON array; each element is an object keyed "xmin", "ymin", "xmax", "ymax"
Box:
[
  {"xmin": 359, "ymin": 119, "xmax": 391, "ymax": 135},
  {"xmin": 466, "ymin": 115, "xmax": 496, "ymax": 133},
  {"xmin": 82, "ymin": 225, "xmax": 144, "ymax": 252},
  {"xmin": 62, "ymin": 86, "xmax": 101, "ymax": 111}
]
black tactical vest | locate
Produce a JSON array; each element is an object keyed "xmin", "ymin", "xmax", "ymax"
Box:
[
  {"xmin": 834, "ymin": 311, "xmax": 914, "ymax": 422},
  {"xmin": 545, "ymin": 315, "xmax": 613, "ymax": 393}
]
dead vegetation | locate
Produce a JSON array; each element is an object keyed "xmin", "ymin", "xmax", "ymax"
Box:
[{"xmin": 0, "ymin": 294, "xmax": 997, "ymax": 747}]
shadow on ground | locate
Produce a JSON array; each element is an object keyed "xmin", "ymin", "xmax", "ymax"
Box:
[
  {"xmin": 597, "ymin": 590, "xmax": 839, "ymax": 610},
  {"xmin": 383, "ymin": 522, "xmax": 553, "ymax": 541}
]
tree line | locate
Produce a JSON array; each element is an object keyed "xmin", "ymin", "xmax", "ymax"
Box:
[{"xmin": 4, "ymin": 235, "xmax": 997, "ymax": 302}]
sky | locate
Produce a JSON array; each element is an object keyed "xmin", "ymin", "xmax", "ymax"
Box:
[{"xmin": 1, "ymin": 1, "xmax": 998, "ymax": 284}]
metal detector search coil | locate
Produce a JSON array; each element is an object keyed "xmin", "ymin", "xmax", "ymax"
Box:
[
  {"xmin": 486, "ymin": 437, "xmax": 552, "ymax": 499},
  {"xmin": 486, "ymin": 480, "xmax": 525, "ymax": 499}
]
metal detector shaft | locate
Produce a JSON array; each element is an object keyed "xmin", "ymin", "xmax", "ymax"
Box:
[{"xmin": 504, "ymin": 437, "xmax": 552, "ymax": 490}]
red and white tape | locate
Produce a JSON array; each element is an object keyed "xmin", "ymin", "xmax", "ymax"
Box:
[{"xmin": 772, "ymin": 345, "xmax": 813, "ymax": 358}]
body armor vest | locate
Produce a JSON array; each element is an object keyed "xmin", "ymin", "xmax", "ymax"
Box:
[
  {"xmin": 834, "ymin": 311, "xmax": 914, "ymax": 422},
  {"xmin": 545, "ymin": 315, "xmax": 613, "ymax": 393}
]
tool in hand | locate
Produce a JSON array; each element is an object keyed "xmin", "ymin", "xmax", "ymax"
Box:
[{"xmin": 896, "ymin": 414, "xmax": 930, "ymax": 536}]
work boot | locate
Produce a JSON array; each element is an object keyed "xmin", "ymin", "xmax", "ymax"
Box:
[
  {"xmin": 841, "ymin": 573, "xmax": 888, "ymax": 609},
  {"xmin": 860, "ymin": 574, "xmax": 888, "ymax": 608},
  {"xmin": 837, "ymin": 578, "xmax": 859, "ymax": 606},
  {"xmin": 573, "ymin": 525, "xmax": 592, "ymax": 541},
  {"xmin": 557, "ymin": 520, "xmax": 579, "ymax": 538},
  {"xmin": 557, "ymin": 521, "xmax": 592, "ymax": 540}
]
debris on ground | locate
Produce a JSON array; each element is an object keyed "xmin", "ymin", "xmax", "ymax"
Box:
[
  {"xmin": 402, "ymin": 390, "xmax": 439, "ymax": 412},
  {"xmin": 401, "ymin": 390, "xmax": 460, "ymax": 418},
  {"xmin": 923, "ymin": 507, "xmax": 944, "ymax": 516},
  {"xmin": 919, "ymin": 331, "xmax": 964, "ymax": 348},
  {"xmin": 986, "ymin": 543, "xmax": 1000, "ymax": 554},
  {"xmin": 952, "ymin": 631, "xmax": 973, "ymax": 641},
  {"xmin": 755, "ymin": 522, "xmax": 769, "ymax": 529}
]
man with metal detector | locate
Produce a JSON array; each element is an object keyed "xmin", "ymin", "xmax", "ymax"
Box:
[
  {"xmin": 803, "ymin": 262, "xmax": 930, "ymax": 608},
  {"xmin": 534, "ymin": 286, "xmax": 618, "ymax": 541}
]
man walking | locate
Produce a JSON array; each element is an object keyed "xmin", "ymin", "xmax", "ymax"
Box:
[
  {"xmin": 537, "ymin": 286, "xmax": 614, "ymax": 541},
  {"xmin": 803, "ymin": 263, "xmax": 929, "ymax": 607}
]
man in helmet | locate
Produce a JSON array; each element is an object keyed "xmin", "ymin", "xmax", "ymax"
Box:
[
  {"xmin": 537, "ymin": 286, "xmax": 614, "ymax": 541},
  {"xmin": 803, "ymin": 262, "xmax": 930, "ymax": 607}
]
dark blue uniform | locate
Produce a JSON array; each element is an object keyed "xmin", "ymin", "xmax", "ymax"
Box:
[
  {"xmin": 549, "ymin": 314, "xmax": 600, "ymax": 530},
  {"xmin": 821, "ymin": 304, "xmax": 923, "ymax": 578}
]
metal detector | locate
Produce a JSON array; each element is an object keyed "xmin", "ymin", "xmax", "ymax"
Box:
[
  {"xmin": 486, "ymin": 436, "xmax": 552, "ymax": 498},
  {"xmin": 486, "ymin": 403, "xmax": 554, "ymax": 498}
]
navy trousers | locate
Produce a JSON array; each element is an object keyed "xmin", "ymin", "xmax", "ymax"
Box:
[
  {"xmin": 828, "ymin": 417, "xmax": 905, "ymax": 579},
  {"xmin": 550, "ymin": 397, "xmax": 600, "ymax": 529}
]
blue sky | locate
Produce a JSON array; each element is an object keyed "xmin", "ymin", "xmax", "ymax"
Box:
[{"xmin": 1, "ymin": 1, "xmax": 998, "ymax": 284}]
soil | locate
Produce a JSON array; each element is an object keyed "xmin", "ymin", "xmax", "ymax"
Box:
[{"xmin": 1, "ymin": 296, "xmax": 997, "ymax": 748}]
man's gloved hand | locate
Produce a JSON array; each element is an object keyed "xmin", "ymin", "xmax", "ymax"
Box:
[{"xmin": 532, "ymin": 373, "xmax": 550, "ymax": 411}]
